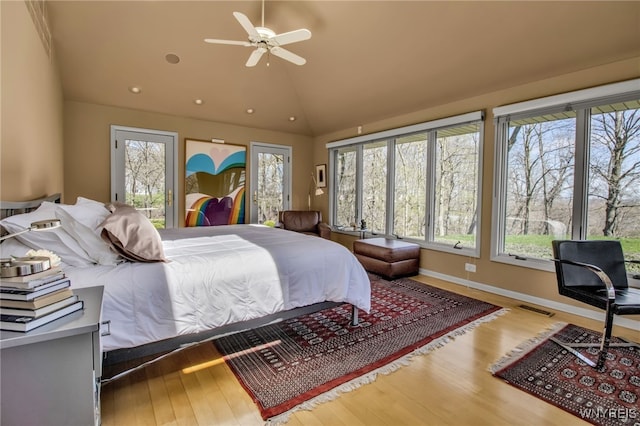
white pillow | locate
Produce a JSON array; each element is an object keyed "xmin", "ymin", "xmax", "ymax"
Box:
[
  {"xmin": 55, "ymin": 197, "xmax": 121, "ymax": 265},
  {"xmin": 0, "ymin": 238, "xmax": 32, "ymax": 258},
  {"xmin": 0, "ymin": 202, "xmax": 94, "ymax": 267}
]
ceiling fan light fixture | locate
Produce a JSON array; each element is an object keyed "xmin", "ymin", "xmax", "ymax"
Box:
[
  {"xmin": 129, "ymin": 86, "xmax": 141, "ymax": 94},
  {"xmin": 256, "ymin": 27, "xmax": 275, "ymax": 39},
  {"xmin": 289, "ymin": 116, "xmax": 296, "ymax": 122},
  {"xmin": 246, "ymin": 108, "xmax": 255, "ymax": 114},
  {"xmin": 194, "ymin": 99, "xmax": 204, "ymax": 105}
]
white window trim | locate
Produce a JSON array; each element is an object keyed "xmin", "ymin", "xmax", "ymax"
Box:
[
  {"xmin": 493, "ymin": 79, "xmax": 640, "ymax": 118},
  {"xmin": 326, "ymin": 111, "xmax": 483, "ymax": 149},
  {"xmin": 329, "ymin": 111, "xmax": 484, "ymax": 258},
  {"xmin": 491, "ymin": 79, "xmax": 640, "ymax": 276}
]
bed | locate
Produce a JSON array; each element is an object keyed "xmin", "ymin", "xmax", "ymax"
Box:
[{"xmin": 0, "ymin": 194, "xmax": 371, "ymax": 365}]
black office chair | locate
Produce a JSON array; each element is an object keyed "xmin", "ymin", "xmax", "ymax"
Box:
[{"xmin": 551, "ymin": 240, "xmax": 640, "ymax": 370}]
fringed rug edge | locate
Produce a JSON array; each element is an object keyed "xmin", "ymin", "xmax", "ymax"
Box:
[
  {"xmin": 266, "ymin": 307, "xmax": 510, "ymax": 425},
  {"xmin": 488, "ymin": 321, "xmax": 568, "ymax": 375}
]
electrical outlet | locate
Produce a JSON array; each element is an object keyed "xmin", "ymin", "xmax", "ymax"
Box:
[{"xmin": 465, "ymin": 263, "xmax": 476, "ymax": 273}]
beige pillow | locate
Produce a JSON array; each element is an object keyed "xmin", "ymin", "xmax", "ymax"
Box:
[{"xmin": 100, "ymin": 202, "xmax": 166, "ymax": 263}]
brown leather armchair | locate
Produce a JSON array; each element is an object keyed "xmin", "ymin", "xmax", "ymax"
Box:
[{"xmin": 278, "ymin": 210, "xmax": 331, "ymax": 239}]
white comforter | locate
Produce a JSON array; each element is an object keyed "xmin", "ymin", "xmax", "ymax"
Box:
[{"xmin": 65, "ymin": 225, "xmax": 371, "ymax": 352}]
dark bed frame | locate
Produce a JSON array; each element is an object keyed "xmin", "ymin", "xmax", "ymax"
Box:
[{"xmin": 0, "ymin": 194, "xmax": 360, "ymax": 370}]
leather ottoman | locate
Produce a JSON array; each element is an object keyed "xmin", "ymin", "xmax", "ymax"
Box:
[{"xmin": 353, "ymin": 238, "xmax": 420, "ymax": 279}]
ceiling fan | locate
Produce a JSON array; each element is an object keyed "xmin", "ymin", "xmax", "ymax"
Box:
[{"xmin": 204, "ymin": 1, "xmax": 311, "ymax": 67}]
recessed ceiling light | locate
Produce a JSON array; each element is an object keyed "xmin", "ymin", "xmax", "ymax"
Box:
[
  {"xmin": 194, "ymin": 99, "xmax": 204, "ymax": 105},
  {"xmin": 165, "ymin": 53, "xmax": 180, "ymax": 64},
  {"xmin": 289, "ymin": 116, "xmax": 296, "ymax": 122},
  {"xmin": 129, "ymin": 86, "xmax": 141, "ymax": 94},
  {"xmin": 246, "ymin": 108, "xmax": 254, "ymax": 114}
]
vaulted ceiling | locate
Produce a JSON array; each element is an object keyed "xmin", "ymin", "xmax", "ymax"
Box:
[{"xmin": 48, "ymin": 1, "xmax": 640, "ymax": 137}]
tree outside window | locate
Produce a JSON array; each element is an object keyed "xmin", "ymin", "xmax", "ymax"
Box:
[
  {"xmin": 587, "ymin": 106, "xmax": 640, "ymax": 272},
  {"xmin": 334, "ymin": 146, "xmax": 357, "ymax": 228},
  {"xmin": 434, "ymin": 125, "xmax": 480, "ymax": 247},
  {"xmin": 504, "ymin": 115, "xmax": 575, "ymax": 259},
  {"xmin": 125, "ymin": 139, "xmax": 166, "ymax": 228},
  {"xmin": 394, "ymin": 134, "xmax": 427, "ymax": 238},
  {"xmin": 330, "ymin": 112, "xmax": 483, "ymax": 254},
  {"xmin": 497, "ymin": 95, "xmax": 640, "ymax": 268},
  {"xmin": 362, "ymin": 141, "xmax": 387, "ymax": 233}
]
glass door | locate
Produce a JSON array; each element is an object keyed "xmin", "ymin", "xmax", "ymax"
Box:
[
  {"xmin": 250, "ymin": 143, "xmax": 291, "ymax": 225},
  {"xmin": 110, "ymin": 126, "xmax": 177, "ymax": 228}
]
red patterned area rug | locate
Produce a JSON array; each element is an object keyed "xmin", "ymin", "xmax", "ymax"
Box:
[
  {"xmin": 213, "ymin": 274, "xmax": 505, "ymax": 422},
  {"xmin": 491, "ymin": 323, "xmax": 639, "ymax": 426}
]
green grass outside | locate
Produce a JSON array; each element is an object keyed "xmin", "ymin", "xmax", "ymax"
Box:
[
  {"xmin": 150, "ymin": 219, "xmax": 165, "ymax": 229},
  {"xmin": 432, "ymin": 233, "xmax": 640, "ymax": 264},
  {"xmin": 505, "ymin": 234, "xmax": 640, "ymax": 255}
]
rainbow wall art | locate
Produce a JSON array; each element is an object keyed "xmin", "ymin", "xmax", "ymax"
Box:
[{"xmin": 185, "ymin": 139, "xmax": 246, "ymax": 226}]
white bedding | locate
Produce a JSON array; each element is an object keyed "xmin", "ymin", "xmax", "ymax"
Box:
[{"xmin": 65, "ymin": 225, "xmax": 371, "ymax": 352}]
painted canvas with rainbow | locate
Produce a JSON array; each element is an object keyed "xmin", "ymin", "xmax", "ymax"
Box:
[{"xmin": 185, "ymin": 139, "xmax": 246, "ymax": 226}]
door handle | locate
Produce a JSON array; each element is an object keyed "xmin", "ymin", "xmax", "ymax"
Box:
[
  {"xmin": 167, "ymin": 189, "xmax": 173, "ymax": 207},
  {"xmin": 253, "ymin": 190, "xmax": 258, "ymax": 203}
]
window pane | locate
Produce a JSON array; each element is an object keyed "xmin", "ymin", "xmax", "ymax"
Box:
[
  {"xmin": 587, "ymin": 103, "xmax": 640, "ymax": 272},
  {"xmin": 504, "ymin": 115, "xmax": 576, "ymax": 259},
  {"xmin": 256, "ymin": 152, "xmax": 283, "ymax": 225},
  {"xmin": 334, "ymin": 147, "xmax": 357, "ymax": 228},
  {"xmin": 394, "ymin": 134, "xmax": 427, "ymax": 238},
  {"xmin": 125, "ymin": 139, "xmax": 166, "ymax": 228},
  {"xmin": 434, "ymin": 124, "xmax": 480, "ymax": 247},
  {"xmin": 362, "ymin": 141, "xmax": 387, "ymax": 233}
]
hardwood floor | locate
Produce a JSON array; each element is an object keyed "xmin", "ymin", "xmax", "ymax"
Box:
[{"xmin": 100, "ymin": 275, "xmax": 639, "ymax": 425}]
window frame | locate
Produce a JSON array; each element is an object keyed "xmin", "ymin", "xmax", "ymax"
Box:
[
  {"xmin": 327, "ymin": 111, "xmax": 484, "ymax": 258},
  {"xmin": 491, "ymin": 78, "xmax": 640, "ymax": 273}
]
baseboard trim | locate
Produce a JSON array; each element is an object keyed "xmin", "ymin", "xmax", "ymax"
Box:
[{"xmin": 419, "ymin": 268, "xmax": 640, "ymax": 331}]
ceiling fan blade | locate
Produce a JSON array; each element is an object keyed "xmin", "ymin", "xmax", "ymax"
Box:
[
  {"xmin": 233, "ymin": 12, "xmax": 260, "ymax": 40},
  {"xmin": 204, "ymin": 38, "xmax": 252, "ymax": 46},
  {"xmin": 270, "ymin": 46, "xmax": 306, "ymax": 66},
  {"xmin": 246, "ymin": 48, "xmax": 266, "ymax": 67},
  {"xmin": 271, "ymin": 29, "xmax": 312, "ymax": 46}
]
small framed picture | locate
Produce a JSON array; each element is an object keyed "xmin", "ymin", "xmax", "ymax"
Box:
[{"xmin": 315, "ymin": 164, "xmax": 327, "ymax": 188}]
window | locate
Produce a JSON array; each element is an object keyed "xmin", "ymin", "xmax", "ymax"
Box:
[
  {"xmin": 587, "ymin": 103, "xmax": 640, "ymax": 275},
  {"xmin": 328, "ymin": 111, "xmax": 484, "ymax": 256},
  {"xmin": 394, "ymin": 134, "xmax": 427, "ymax": 238},
  {"xmin": 362, "ymin": 141, "xmax": 388, "ymax": 233},
  {"xmin": 503, "ymin": 113, "xmax": 576, "ymax": 258},
  {"xmin": 492, "ymin": 79, "xmax": 640, "ymax": 273},
  {"xmin": 334, "ymin": 146, "xmax": 357, "ymax": 228},
  {"xmin": 433, "ymin": 124, "xmax": 481, "ymax": 247}
]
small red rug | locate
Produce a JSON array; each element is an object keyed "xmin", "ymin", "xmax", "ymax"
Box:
[
  {"xmin": 214, "ymin": 274, "xmax": 505, "ymax": 421},
  {"xmin": 491, "ymin": 323, "xmax": 639, "ymax": 426}
]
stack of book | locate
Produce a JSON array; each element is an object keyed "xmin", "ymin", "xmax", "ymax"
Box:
[{"xmin": 0, "ymin": 266, "xmax": 83, "ymax": 332}]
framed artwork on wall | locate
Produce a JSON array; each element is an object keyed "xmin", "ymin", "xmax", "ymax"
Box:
[
  {"xmin": 184, "ymin": 138, "xmax": 246, "ymax": 226},
  {"xmin": 316, "ymin": 164, "xmax": 327, "ymax": 188}
]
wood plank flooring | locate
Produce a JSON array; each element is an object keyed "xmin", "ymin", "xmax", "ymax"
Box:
[{"xmin": 100, "ymin": 275, "xmax": 639, "ymax": 425}]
